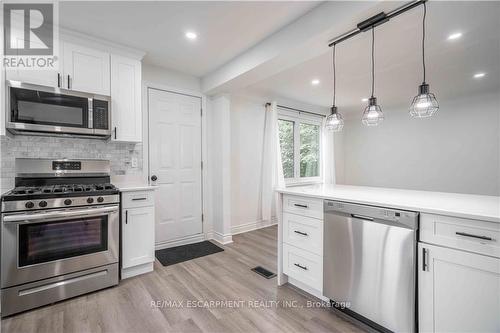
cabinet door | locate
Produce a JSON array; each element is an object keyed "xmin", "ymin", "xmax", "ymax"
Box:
[
  {"xmin": 419, "ymin": 243, "xmax": 500, "ymax": 333},
  {"xmin": 5, "ymin": 37, "xmax": 60, "ymax": 87},
  {"xmin": 122, "ymin": 206, "xmax": 155, "ymax": 269},
  {"xmin": 110, "ymin": 54, "xmax": 142, "ymax": 142},
  {"xmin": 63, "ymin": 42, "xmax": 110, "ymax": 95}
]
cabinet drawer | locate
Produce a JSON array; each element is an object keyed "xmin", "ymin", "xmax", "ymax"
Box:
[
  {"xmin": 283, "ymin": 243, "xmax": 322, "ymax": 292},
  {"xmin": 420, "ymin": 213, "xmax": 500, "ymax": 258},
  {"xmin": 283, "ymin": 195, "xmax": 323, "ymax": 220},
  {"xmin": 121, "ymin": 190, "xmax": 154, "ymax": 209},
  {"xmin": 283, "ymin": 212, "xmax": 323, "ymax": 256}
]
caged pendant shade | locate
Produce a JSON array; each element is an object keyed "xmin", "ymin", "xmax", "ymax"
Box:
[
  {"xmin": 325, "ymin": 106, "xmax": 344, "ymax": 131},
  {"xmin": 325, "ymin": 44, "xmax": 344, "ymax": 132},
  {"xmin": 362, "ymin": 97, "xmax": 384, "ymax": 126},
  {"xmin": 409, "ymin": 2, "xmax": 439, "ymax": 118},
  {"xmin": 409, "ymin": 83, "xmax": 439, "ymax": 117},
  {"xmin": 362, "ymin": 27, "xmax": 384, "ymax": 127}
]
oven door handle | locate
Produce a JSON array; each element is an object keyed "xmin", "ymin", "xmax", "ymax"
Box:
[{"xmin": 3, "ymin": 206, "xmax": 119, "ymax": 224}]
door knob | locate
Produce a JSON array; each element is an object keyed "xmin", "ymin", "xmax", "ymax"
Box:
[{"xmin": 151, "ymin": 175, "xmax": 158, "ymax": 181}]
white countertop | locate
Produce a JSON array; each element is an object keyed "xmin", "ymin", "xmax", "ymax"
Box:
[
  {"xmin": 276, "ymin": 184, "xmax": 500, "ymax": 223},
  {"xmin": 114, "ymin": 183, "xmax": 157, "ymax": 192}
]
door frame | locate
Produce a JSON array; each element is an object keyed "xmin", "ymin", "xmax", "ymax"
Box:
[{"xmin": 142, "ymin": 81, "xmax": 209, "ymax": 249}]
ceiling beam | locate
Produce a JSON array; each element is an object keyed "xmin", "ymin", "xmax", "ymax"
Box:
[{"xmin": 201, "ymin": 1, "xmax": 381, "ymax": 95}]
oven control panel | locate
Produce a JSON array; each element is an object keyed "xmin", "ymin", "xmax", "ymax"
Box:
[{"xmin": 52, "ymin": 161, "xmax": 81, "ymax": 171}]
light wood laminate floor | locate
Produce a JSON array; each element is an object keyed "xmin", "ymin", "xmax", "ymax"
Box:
[{"xmin": 2, "ymin": 226, "xmax": 365, "ymax": 333}]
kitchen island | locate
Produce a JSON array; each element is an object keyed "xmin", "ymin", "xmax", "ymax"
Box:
[{"xmin": 275, "ymin": 184, "xmax": 500, "ymax": 333}]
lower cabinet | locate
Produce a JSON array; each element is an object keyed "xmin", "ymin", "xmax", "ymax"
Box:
[
  {"xmin": 121, "ymin": 189, "xmax": 155, "ymax": 279},
  {"xmin": 418, "ymin": 243, "xmax": 500, "ymax": 332}
]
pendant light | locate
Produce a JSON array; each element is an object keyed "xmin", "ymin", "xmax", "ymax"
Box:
[
  {"xmin": 325, "ymin": 44, "xmax": 344, "ymax": 132},
  {"xmin": 362, "ymin": 27, "xmax": 384, "ymax": 126},
  {"xmin": 409, "ymin": 2, "xmax": 439, "ymax": 117}
]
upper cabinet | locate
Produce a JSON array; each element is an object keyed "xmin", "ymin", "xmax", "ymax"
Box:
[
  {"xmin": 3, "ymin": 32, "xmax": 144, "ymax": 140},
  {"xmin": 5, "ymin": 39, "xmax": 60, "ymax": 87},
  {"xmin": 110, "ymin": 54, "xmax": 142, "ymax": 142},
  {"xmin": 63, "ymin": 42, "xmax": 110, "ymax": 96},
  {"xmin": 6, "ymin": 41, "xmax": 111, "ymax": 96}
]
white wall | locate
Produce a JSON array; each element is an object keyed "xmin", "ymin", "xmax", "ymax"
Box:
[
  {"xmin": 229, "ymin": 94, "xmax": 329, "ymax": 232},
  {"xmin": 230, "ymin": 95, "xmax": 266, "ymax": 230},
  {"xmin": 142, "ymin": 63, "xmax": 201, "ymax": 92},
  {"xmin": 207, "ymin": 95, "xmax": 233, "ymax": 243},
  {"xmin": 335, "ymin": 92, "xmax": 500, "ymax": 196}
]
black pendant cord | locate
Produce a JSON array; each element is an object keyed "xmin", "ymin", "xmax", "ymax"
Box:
[
  {"xmin": 332, "ymin": 44, "xmax": 336, "ymax": 107},
  {"xmin": 422, "ymin": 2, "xmax": 427, "ymax": 84},
  {"xmin": 371, "ymin": 27, "xmax": 375, "ymax": 98}
]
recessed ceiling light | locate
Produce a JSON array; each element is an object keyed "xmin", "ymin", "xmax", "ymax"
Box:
[
  {"xmin": 311, "ymin": 79, "xmax": 320, "ymax": 86},
  {"xmin": 447, "ymin": 32, "xmax": 462, "ymax": 41},
  {"xmin": 473, "ymin": 72, "xmax": 486, "ymax": 79},
  {"xmin": 185, "ymin": 31, "xmax": 197, "ymax": 40},
  {"xmin": 361, "ymin": 98, "xmax": 368, "ymax": 102}
]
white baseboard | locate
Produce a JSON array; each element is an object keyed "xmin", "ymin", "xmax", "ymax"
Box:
[
  {"xmin": 121, "ymin": 262, "xmax": 154, "ymax": 279},
  {"xmin": 231, "ymin": 218, "xmax": 277, "ymax": 235},
  {"xmin": 211, "ymin": 231, "xmax": 233, "ymax": 245},
  {"xmin": 155, "ymin": 233, "xmax": 205, "ymax": 250}
]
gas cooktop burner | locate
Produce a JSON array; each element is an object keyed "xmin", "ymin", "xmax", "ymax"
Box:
[
  {"xmin": 9, "ymin": 183, "xmax": 117, "ymax": 196},
  {"xmin": 2, "ymin": 183, "xmax": 119, "ymax": 202}
]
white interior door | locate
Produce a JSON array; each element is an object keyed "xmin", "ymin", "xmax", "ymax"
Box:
[{"xmin": 148, "ymin": 88, "xmax": 203, "ymax": 244}]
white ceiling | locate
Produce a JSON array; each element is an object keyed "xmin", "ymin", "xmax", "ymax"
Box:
[
  {"xmin": 59, "ymin": 1, "xmax": 319, "ymax": 77},
  {"xmin": 245, "ymin": 1, "xmax": 500, "ymax": 112}
]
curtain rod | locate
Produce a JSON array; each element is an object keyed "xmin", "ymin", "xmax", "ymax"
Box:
[
  {"xmin": 328, "ymin": 0, "xmax": 426, "ymax": 47},
  {"xmin": 266, "ymin": 103, "xmax": 325, "ymax": 118}
]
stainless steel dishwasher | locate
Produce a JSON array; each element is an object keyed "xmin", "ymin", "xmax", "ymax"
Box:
[{"xmin": 324, "ymin": 200, "xmax": 419, "ymax": 333}]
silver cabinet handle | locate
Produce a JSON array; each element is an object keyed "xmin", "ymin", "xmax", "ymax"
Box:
[
  {"xmin": 131, "ymin": 197, "xmax": 147, "ymax": 201},
  {"xmin": 422, "ymin": 247, "xmax": 428, "ymax": 271},
  {"xmin": 455, "ymin": 232, "xmax": 493, "ymax": 241},
  {"xmin": 294, "ymin": 230, "xmax": 308, "ymax": 236},
  {"xmin": 294, "ymin": 203, "xmax": 308, "ymax": 208},
  {"xmin": 125, "ymin": 210, "xmax": 128, "ymax": 224},
  {"xmin": 67, "ymin": 75, "xmax": 71, "ymax": 89},
  {"xmin": 57, "ymin": 73, "xmax": 61, "ymax": 87},
  {"xmin": 294, "ymin": 263, "xmax": 308, "ymax": 271}
]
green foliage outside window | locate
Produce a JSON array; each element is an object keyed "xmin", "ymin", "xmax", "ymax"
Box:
[{"xmin": 278, "ymin": 119, "xmax": 320, "ymax": 179}]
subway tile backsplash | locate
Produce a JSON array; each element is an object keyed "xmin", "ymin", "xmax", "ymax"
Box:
[{"xmin": 0, "ymin": 135, "xmax": 142, "ymax": 190}]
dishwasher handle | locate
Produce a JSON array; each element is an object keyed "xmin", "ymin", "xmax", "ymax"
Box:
[{"xmin": 351, "ymin": 213, "xmax": 374, "ymax": 221}]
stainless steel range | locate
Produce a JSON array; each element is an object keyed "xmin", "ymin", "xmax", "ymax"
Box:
[{"xmin": 1, "ymin": 158, "xmax": 119, "ymax": 317}]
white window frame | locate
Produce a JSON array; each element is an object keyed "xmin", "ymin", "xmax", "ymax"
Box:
[{"xmin": 278, "ymin": 108, "xmax": 323, "ymax": 186}]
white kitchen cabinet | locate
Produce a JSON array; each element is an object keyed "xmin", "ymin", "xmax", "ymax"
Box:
[
  {"xmin": 110, "ymin": 54, "xmax": 142, "ymax": 142},
  {"xmin": 121, "ymin": 189, "xmax": 155, "ymax": 279},
  {"xmin": 6, "ymin": 68, "xmax": 60, "ymax": 88},
  {"xmin": 280, "ymin": 194, "xmax": 324, "ymax": 297},
  {"xmin": 418, "ymin": 243, "xmax": 500, "ymax": 333},
  {"xmin": 5, "ymin": 37, "xmax": 60, "ymax": 87},
  {"xmin": 63, "ymin": 42, "xmax": 110, "ymax": 95}
]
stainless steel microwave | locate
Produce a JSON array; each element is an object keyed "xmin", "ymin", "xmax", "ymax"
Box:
[{"xmin": 6, "ymin": 81, "xmax": 111, "ymax": 138}]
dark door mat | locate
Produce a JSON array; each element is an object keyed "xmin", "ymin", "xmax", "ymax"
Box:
[
  {"xmin": 155, "ymin": 241, "xmax": 224, "ymax": 266},
  {"xmin": 251, "ymin": 266, "xmax": 276, "ymax": 279}
]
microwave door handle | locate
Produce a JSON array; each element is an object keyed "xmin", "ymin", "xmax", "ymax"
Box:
[
  {"xmin": 88, "ymin": 98, "xmax": 93, "ymax": 129},
  {"xmin": 3, "ymin": 206, "xmax": 118, "ymax": 224}
]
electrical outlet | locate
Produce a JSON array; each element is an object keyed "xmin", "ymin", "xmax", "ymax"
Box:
[{"xmin": 131, "ymin": 157, "xmax": 138, "ymax": 168}]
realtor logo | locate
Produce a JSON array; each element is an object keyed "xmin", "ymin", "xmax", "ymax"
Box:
[{"xmin": 2, "ymin": 1, "xmax": 59, "ymax": 69}]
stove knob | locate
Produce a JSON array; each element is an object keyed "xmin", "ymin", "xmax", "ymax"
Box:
[
  {"xmin": 39, "ymin": 200, "xmax": 48, "ymax": 208},
  {"xmin": 64, "ymin": 199, "xmax": 72, "ymax": 206},
  {"xmin": 25, "ymin": 201, "xmax": 34, "ymax": 209},
  {"xmin": 97, "ymin": 197, "xmax": 104, "ymax": 203},
  {"xmin": 87, "ymin": 197, "xmax": 94, "ymax": 204}
]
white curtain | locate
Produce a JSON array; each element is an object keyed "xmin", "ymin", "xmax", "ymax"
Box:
[
  {"xmin": 322, "ymin": 116, "xmax": 336, "ymax": 184},
  {"xmin": 261, "ymin": 101, "xmax": 285, "ymax": 222}
]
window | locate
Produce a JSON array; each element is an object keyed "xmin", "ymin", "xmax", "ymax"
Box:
[{"xmin": 278, "ymin": 109, "xmax": 323, "ymax": 184}]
